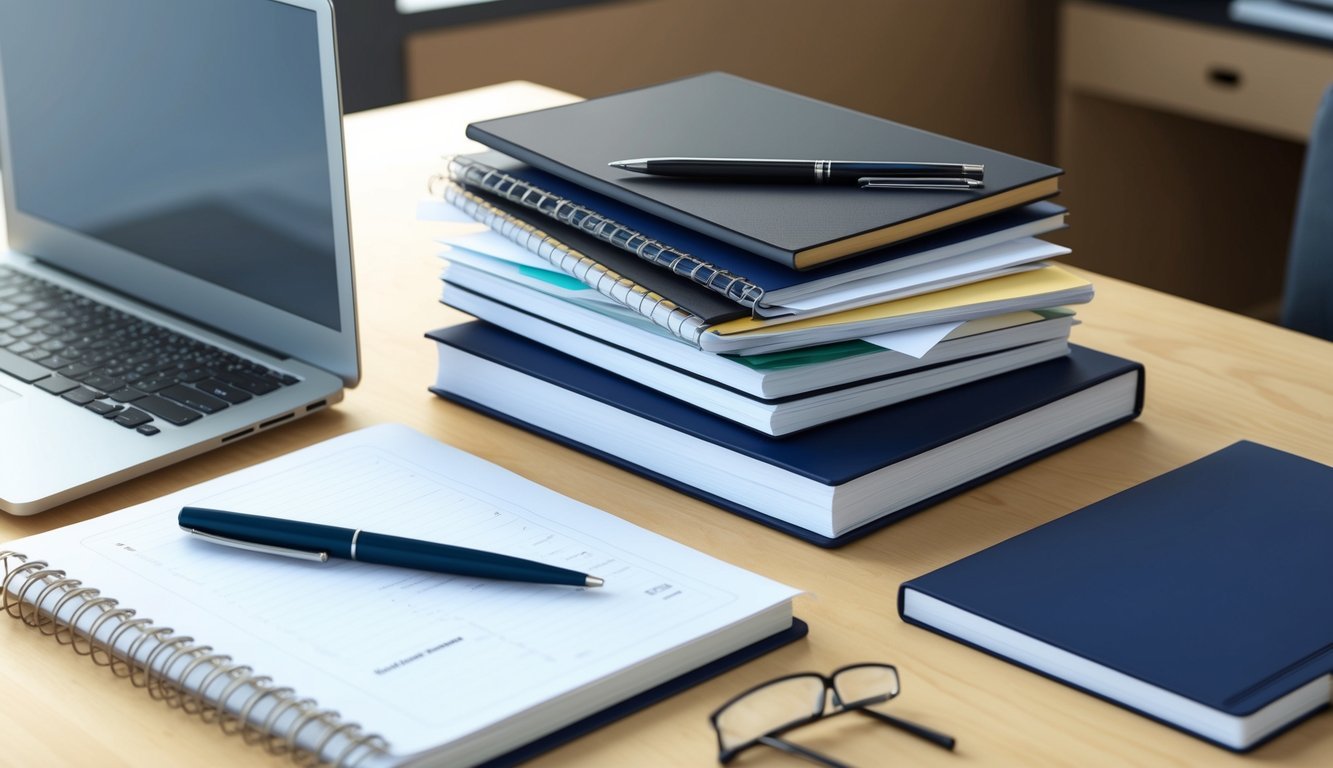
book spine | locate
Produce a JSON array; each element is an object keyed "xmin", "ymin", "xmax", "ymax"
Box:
[
  {"xmin": 440, "ymin": 181, "xmax": 709, "ymax": 347},
  {"xmin": 446, "ymin": 156, "xmax": 767, "ymax": 309},
  {"xmin": 0, "ymin": 550, "xmax": 392, "ymax": 766}
]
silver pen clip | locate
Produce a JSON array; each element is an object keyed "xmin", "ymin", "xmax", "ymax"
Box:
[
  {"xmin": 180, "ymin": 526, "xmax": 330, "ymax": 563},
  {"xmin": 858, "ymin": 176, "xmax": 984, "ymax": 190}
]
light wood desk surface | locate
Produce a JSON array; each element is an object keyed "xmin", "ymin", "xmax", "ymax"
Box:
[{"xmin": 2, "ymin": 82, "xmax": 1331, "ymax": 767}]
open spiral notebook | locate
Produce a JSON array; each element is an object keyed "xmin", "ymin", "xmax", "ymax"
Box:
[{"xmin": 0, "ymin": 424, "xmax": 802, "ymax": 766}]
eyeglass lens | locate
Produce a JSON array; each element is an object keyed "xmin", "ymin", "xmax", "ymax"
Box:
[
  {"xmin": 714, "ymin": 675, "xmax": 826, "ymax": 752},
  {"xmin": 714, "ymin": 665, "xmax": 903, "ymax": 752},
  {"xmin": 832, "ymin": 664, "xmax": 900, "ymax": 708}
]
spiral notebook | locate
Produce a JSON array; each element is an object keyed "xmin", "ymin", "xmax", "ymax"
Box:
[
  {"xmin": 441, "ymin": 152, "xmax": 1068, "ymax": 319},
  {"xmin": 0, "ymin": 424, "xmax": 802, "ymax": 767}
]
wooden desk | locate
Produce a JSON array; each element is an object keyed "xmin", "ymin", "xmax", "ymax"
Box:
[{"xmin": 3, "ymin": 82, "xmax": 1331, "ymax": 767}]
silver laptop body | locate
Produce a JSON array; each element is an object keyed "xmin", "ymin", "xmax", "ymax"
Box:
[{"xmin": 0, "ymin": 0, "xmax": 359, "ymax": 515}]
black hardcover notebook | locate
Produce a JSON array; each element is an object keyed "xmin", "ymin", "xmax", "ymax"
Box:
[
  {"xmin": 901, "ymin": 441, "xmax": 1333, "ymax": 751},
  {"xmin": 467, "ymin": 72, "xmax": 1062, "ymax": 269},
  {"xmin": 429, "ymin": 322, "xmax": 1144, "ymax": 547}
]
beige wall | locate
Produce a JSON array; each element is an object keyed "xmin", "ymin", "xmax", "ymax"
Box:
[{"xmin": 406, "ymin": 0, "xmax": 1060, "ymax": 163}]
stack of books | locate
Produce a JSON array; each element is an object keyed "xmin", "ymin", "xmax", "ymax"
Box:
[{"xmin": 425, "ymin": 73, "xmax": 1144, "ymax": 546}]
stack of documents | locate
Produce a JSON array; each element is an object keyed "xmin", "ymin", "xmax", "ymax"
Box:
[{"xmin": 422, "ymin": 73, "xmax": 1143, "ymax": 545}]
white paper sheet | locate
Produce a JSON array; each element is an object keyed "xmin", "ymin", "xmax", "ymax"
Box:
[{"xmin": 862, "ymin": 321, "xmax": 964, "ymax": 358}]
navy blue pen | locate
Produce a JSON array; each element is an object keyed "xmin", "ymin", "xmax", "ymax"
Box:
[
  {"xmin": 178, "ymin": 507, "xmax": 603, "ymax": 588},
  {"xmin": 608, "ymin": 157, "xmax": 985, "ymax": 184}
]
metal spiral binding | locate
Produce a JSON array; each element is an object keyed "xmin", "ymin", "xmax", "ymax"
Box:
[
  {"xmin": 445, "ymin": 155, "xmax": 768, "ymax": 312},
  {"xmin": 440, "ymin": 182, "xmax": 709, "ymax": 347},
  {"xmin": 0, "ymin": 551, "xmax": 392, "ymax": 767}
]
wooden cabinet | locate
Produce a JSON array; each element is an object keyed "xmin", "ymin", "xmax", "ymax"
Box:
[
  {"xmin": 1064, "ymin": 1, "xmax": 1333, "ymax": 141},
  {"xmin": 1057, "ymin": 1, "xmax": 1333, "ymax": 315}
]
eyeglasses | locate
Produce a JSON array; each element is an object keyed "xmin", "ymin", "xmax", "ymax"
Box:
[{"xmin": 709, "ymin": 663, "xmax": 955, "ymax": 767}]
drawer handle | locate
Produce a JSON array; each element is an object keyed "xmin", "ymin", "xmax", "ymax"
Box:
[{"xmin": 1208, "ymin": 67, "xmax": 1242, "ymax": 88}]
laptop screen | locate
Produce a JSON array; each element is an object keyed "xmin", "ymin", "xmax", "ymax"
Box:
[{"xmin": 0, "ymin": 0, "xmax": 342, "ymax": 331}]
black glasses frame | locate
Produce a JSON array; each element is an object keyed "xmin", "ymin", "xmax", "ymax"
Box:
[{"xmin": 709, "ymin": 662, "xmax": 955, "ymax": 767}]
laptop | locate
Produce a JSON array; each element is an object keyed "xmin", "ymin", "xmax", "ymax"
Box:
[{"xmin": 0, "ymin": 0, "xmax": 358, "ymax": 515}]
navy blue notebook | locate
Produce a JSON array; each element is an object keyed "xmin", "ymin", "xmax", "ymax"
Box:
[
  {"xmin": 900, "ymin": 441, "xmax": 1333, "ymax": 751},
  {"xmin": 427, "ymin": 322, "xmax": 1143, "ymax": 546}
]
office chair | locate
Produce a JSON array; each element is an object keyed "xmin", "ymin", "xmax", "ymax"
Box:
[{"xmin": 1281, "ymin": 84, "xmax": 1333, "ymax": 341}]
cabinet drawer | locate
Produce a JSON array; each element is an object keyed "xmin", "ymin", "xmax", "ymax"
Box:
[{"xmin": 1062, "ymin": 0, "xmax": 1333, "ymax": 141}]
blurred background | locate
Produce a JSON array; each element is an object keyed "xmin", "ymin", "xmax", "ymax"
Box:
[{"xmin": 339, "ymin": 0, "xmax": 1332, "ymax": 324}]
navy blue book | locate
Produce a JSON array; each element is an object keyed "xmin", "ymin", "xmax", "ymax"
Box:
[
  {"xmin": 900, "ymin": 441, "xmax": 1333, "ymax": 751},
  {"xmin": 427, "ymin": 321, "xmax": 1143, "ymax": 547},
  {"xmin": 466, "ymin": 72, "xmax": 1062, "ymax": 269}
]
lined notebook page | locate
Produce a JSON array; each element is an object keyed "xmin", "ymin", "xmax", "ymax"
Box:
[{"xmin": 6, "ymin": 424, "xmax": 798, "ymax": 761}]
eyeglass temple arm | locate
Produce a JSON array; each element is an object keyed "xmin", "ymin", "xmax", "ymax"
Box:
[
  {"xmin": 756, "ymin": 735, "xmax": 854, "ymax": 768},
  {"xmin": 856, "ymin": 708, "xmax": 956, "ymax": 750}
]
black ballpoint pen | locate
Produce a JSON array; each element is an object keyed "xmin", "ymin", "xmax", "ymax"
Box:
[
  {"xmin": 608, "ymin": 157, "xmax": 984, "ymax": 184},
  {"xmin": 178, "ymin": 507, "xmax": 604, "ymax": 588}
]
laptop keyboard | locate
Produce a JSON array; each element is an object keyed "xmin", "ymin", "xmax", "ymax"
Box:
[{"xmin": 0, "ymin": 266, "xmax": 299, "ymax": 435}]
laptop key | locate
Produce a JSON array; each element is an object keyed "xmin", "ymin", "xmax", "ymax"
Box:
[
  {"xmin": 109, "ymin": 387, "xmax": 146, "ymax": 403},
  {"xmin": 216, "ymin": 370, "xmax": 278, "ymax": 395},
  {"xmin": 136, "ymin": 424, "xmax": 160, "ymax": 436},
  {"xmin": 85, "ymin": 400, "xmax": 119, "ymax": 416},
  {"xmin": 62, "ymin": 386, "xmax": 101, "ymax": 405},
  {"xmin": 175, "ymin": 367, "xmax": 210, "ymax": 383},
  {"xmin": 0, "ymin": 346, "xmax": 52, "ymax": 383},
  {"xmin": 83, "ymin": 375, "xmax": 126, "ymax": 393},
  {"xmin": 59, "ymin": 362, "xmax": 95, "ymax": 379},
  {"xmin": 195, "ymin": 377, "xmax": 252, "ymax": 404},
  {"xmin": 134, "ymin": 395, "xmax": 202, "ymax": 425},
  {"xmin": 113, "ymin": 408, "xmax": 153, "ymax": 428},
  {"xmin": 160, "ymin": 384, "xmax": 228, "ymax": 414},
  {"xmin": 36, "ymin": 373, "xmax": 79, "ymax": 395},
  {"xmin": 130, "ymin": 374, "xmax": 175, "ymax": 393}
]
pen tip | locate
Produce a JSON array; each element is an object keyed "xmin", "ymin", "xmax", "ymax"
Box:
[
  {"xmin": 585, "ymin": 575, "xmax": 605, "ymax": 588},
  {"xmin": 608, "ymin": 159, "xmax": 649, "ymax": 172}
]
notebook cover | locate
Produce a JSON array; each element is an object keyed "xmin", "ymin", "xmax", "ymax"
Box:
[
  {"xmin": 469, "ymin": 185, "xmax": 747, "ymax": 325},
  {"xmin": 482, "ymin": 618, "xmax": 808, "ymax": 767},
  {"xmin": 465, "ymin": 150, "xmax": 1068, "ymax": 297},
  {"xmin": 899, "ymin": 442, "xmax": 1333, "ymax": 744},
  {"xmin": 466, "ymin": 72, "xmax": 1063, "ymax": 267},
  {"xmin": 426, "ymin": 322, "xmax": 1144, "ymax": 547}
]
